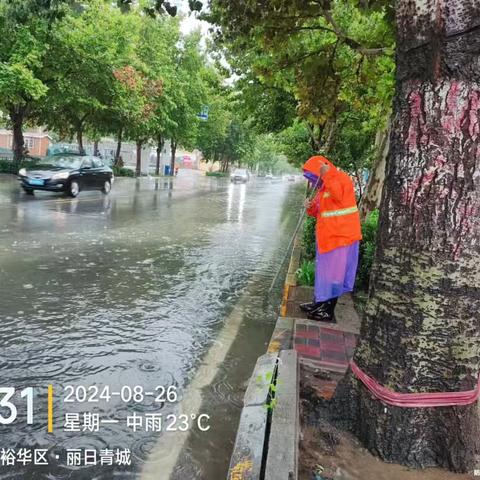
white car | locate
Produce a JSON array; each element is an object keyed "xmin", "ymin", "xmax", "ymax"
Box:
[{"xmin": 230, "ymin": 168, "xmax": 249, "ymax": 183}]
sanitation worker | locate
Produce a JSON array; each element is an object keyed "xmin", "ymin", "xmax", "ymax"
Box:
[{"xmin": 300, "ymin": 156, "xmax": 362, "ymax": 322}]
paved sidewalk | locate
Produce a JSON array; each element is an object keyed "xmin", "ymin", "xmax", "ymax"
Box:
[
  {"xmin": 288, "ymin": 292, "xmax": 361, "ymax": 374},
  {"xmin": 294, "ymin": 322, "xmax": 358, "ymax": 373}
]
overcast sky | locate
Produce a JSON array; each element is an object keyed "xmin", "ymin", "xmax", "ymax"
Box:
[{"xmin": 174, "ymin": 0, "xmax": 211, "ymax": 36}]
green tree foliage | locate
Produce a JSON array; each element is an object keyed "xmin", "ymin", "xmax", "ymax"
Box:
[
  {"xmin": 0, "ymin": 0, "xmax": 69, "ymax": 162},
  {"xmin": 277, "ymin": 120, "xmax": 316, "ymax": 167},
  {"xmin": 245, "ymin": 134, "xmax": 284, "ymax": 175},
  {"xmin": 37, "ymin": 1, "xmax": 141, "ymax": 153},
  {"xmin": 196, "ymin": 91, "xmax": 231, "ymax": 164},
  {"xmin": 134, "ymin": 14, "xmax": 179, "ymax": 170},
  {"xmin": 164, "ymin": 31, "xmax": 208, "ymax": 172},
  {"xmin": 0, "ymin": 0, "xmax": 226, "ymax": 173},
  {"xmin": 2, "ymin": 0, "xmax": 340, "ymax": 177},
  {"xmin": 206, "ymin": 0, "xmax": 395, "ymax": 171}
]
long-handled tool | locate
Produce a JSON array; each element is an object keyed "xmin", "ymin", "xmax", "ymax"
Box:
[{"xmin": 268, "ymin": 176, "xmax": 322, "ymax": 293}]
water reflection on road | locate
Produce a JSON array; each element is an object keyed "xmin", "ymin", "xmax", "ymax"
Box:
[{"xmin": 0, "ymin": 172, "xmax": 304, "ymax": 480}]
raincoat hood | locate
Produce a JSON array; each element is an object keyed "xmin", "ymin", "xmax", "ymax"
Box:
[{"xmin": 303, "ymin": 155, "xmax": 336, "ymax": 186}]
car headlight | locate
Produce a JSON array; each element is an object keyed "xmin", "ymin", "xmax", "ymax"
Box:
[
  {"xmin": 18, "ymin": 168, "xmax": 27, "ymax": 176},
  {"xmin": 51, "ymin": 171, "xmax": 70, "ymax": 181}
]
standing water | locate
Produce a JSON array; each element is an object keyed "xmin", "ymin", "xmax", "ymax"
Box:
[{"xmin": 0, "ymin": 172, "xmax": 304, "ymax": 479}]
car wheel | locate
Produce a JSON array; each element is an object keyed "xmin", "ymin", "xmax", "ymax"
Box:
[
  {"xmin": 68, "ymin": 180, "xmax": 80, "ymax": 198},
  {"xmin": 23, "ymin": 188, "xmax": 34, "ymax": 195},
  {"xmin": 101, "ymin": 180, "xmax": 111, "ymax": 195}
]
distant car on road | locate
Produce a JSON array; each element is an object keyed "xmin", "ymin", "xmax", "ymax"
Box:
[
  {"xmin": 287, "ymin": 174, "xmax": 296, "ymax": 182},
  {"xmin": 265, "ymin": 173, "xmax": 274, "ymax": 180},
  {"xmin": 18, "ymin": 155, "xmax": 113, "ymax": 197},
  {"xmin": 230, "ymin": 168, "xmax": 249, "ymax": 183}
]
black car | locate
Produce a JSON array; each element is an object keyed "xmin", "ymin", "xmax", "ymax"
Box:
[{"xmin": 18, "ymin": 155, "xmax": 114, "ymax": 197}]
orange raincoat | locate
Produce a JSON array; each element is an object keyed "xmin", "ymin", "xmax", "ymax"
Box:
[{"xmin": 304, "ymin": 156, "xmax": 362, "ymax": 254}]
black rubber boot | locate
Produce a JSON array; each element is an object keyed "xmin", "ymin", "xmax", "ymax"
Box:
[
  {"xmin": 307, "ymin": 297, "xmax": 338, "ymax": 322},
  {"xmin": 300, "ymin": 300, "xmax": 327, "ymax": 313}
]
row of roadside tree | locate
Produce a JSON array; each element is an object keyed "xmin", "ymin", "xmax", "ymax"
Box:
[{"xmin": 0, "ymin": 0, "xmax": 298, "ymax": 176}]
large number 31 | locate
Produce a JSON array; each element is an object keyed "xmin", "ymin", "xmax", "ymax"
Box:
[{"xmin": 0, "ymin": 387, "xmax": 34, "ymax": 425}]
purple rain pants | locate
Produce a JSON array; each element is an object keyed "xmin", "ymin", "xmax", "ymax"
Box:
[{"xmin": 314, "ymin": 241, "xmax": 360, "ymax": 302}]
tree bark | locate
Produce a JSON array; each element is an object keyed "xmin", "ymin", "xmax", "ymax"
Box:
[
  {"xmin": 114, "ymin": 127, "xmax": 123, "ymax": 166},
  {"xmin": 358, "ymin": 119, "xmax": 390, "ymax": 221},
  {"xmin": 222, "ymin": 156, "xmax": 230, "ymax": 173},
  {"xmin": 323, "ymin": 119, "xmax": 337, "ymax": 154},
  {"xmin": 135, "ymin": 140, "xmax": 142, "ymax": 177},
  {"xmin": 170, "ymin": 140, "xmax": 177, "ymax": 176},
  {"xmin": 156, "ymin": 134, "xmax": 164, "ymax": 176},
  {"xmin": 353, "ymin": 166, "xmax": 364, "ymax": 198},
  {"xmin": 306, "ymin": 122, "xmax": 322, "ymax": 151},
  {"xmin": 336, "ymin": 0, "xmax": 480, "ymax": 473},
  {"xmin": 93, "ymin": 140, "xmax": 99, "ymax": 157},
  {"xmin": 76, "ymin": 127, "xmax": 85, "ymax": 155},
  {"xmin": 10, "ymin": 108, "xmax": 25, "ymax": 164}
]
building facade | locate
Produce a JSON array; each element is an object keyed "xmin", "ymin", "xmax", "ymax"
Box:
[{"xmin": 0, "ymin": 128, "xmax": 51, "ymax": 157}]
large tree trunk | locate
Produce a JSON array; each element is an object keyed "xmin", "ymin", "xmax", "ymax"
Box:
[
  {"xmin": 93, "ymin": 140, "xmax": 99, "ymax": 157},
  {"xmin": 155, "ymin": 134, "xmax": 164, "ymax": 176},
  {"xmin": 10, "ymin": 108, "xmax": 25, "ymax": 164},
  {"xmin": 170, "ymin": 140, "xmax": 177, "ymax": 176},
  {"xmin": 136, "ymin": 140, "xmax": 142, "ymax": 177},
  {"xmin": 336, "ymin": 0, "xmax": 480, "ymax": 473},
  {"xmin": 358, "ymin": 119, "xmax": 391, "ymax": 221}
]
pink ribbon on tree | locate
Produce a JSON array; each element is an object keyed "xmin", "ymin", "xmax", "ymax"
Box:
[{"xmin": 350, "ymin": 360, "xmax": 480, "ymax": 408}]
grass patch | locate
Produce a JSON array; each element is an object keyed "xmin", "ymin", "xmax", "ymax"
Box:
[{"xmin": 296, "ymin": 259, "xmax": 315, "ymax": 286}]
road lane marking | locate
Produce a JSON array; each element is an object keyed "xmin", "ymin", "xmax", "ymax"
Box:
[
  {"xmin": 139, "ymin": 288, "xmax": 255, "ymax": 480},
  {"xmin": 47, "ymin": 385, "xmax": 53, "ymax": 433}
]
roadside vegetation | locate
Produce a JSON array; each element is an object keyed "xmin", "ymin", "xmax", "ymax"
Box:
[
  {"xmin": 112, "ymin": 166, "xmax": 135, "ymax": 178},
  {"xmin": 356, "ymin": 209, "xmax": 379, "ymax": 292},
  {"xmin": 0, "ymin": 157, "xmax": 39, "ymax": 175},
  {"xmin": 0, "ymin": 0, "xmax": 298, "ymax": 177}
]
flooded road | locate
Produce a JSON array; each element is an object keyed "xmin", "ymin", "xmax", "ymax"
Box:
[{"xmin": 0, "ymin": 172, "xmax": 304, "ymax": 480}]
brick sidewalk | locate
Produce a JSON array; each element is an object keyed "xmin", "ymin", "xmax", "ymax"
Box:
[{"xmin": 294, "ymin": 320, "xmax": 358, "ymax": 373}]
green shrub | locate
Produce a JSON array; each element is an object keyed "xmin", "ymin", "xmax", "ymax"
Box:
[
  {"xmin": 206, "ymin": 171, "xmax": 227, "ymax": 177},
  {"xmin": 112, "ymin": 166, "xmax": 135, "ymax": 177},
  {"xmin": 296, "ymin": 260, "xmax": 315, "ymax": 286},
  {"xmin": 0, "ymin": 157, "xmax": 40, "ymax": 175},
  {"xmin": 356, "ymin": 209, "xmax": 379, "ymax": 292},
  {"xmin": 302, "ymin": 216, "xmax": 316, "ymax": 261}
]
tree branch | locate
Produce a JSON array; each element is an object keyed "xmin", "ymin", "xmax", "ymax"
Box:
[{"xmin": 323, "ymin": 10, "xmax": 389, "ymax": 56}]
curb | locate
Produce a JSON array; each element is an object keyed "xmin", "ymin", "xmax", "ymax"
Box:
[{"xmin": 227, "ymin": 229, "xmax": 303, "ymax": 480}]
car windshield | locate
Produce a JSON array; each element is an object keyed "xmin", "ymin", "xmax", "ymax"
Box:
[
  {"xmin": 44, "ymin": 156, "xmax": 83, "ymax": 169},
  {"xmin": 234, "ymin": 169, "xmax": 247, "ymax": 175}
]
